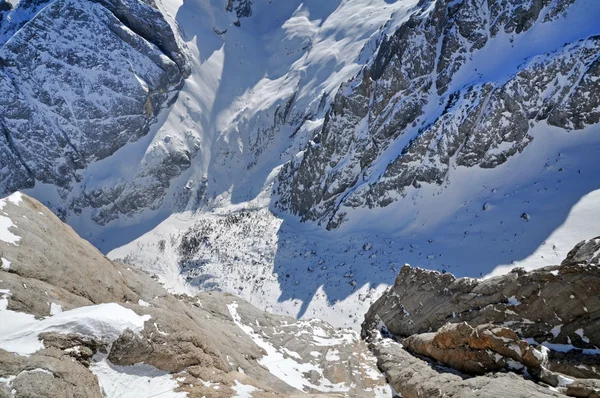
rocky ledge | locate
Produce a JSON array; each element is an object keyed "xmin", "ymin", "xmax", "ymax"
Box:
[{"xmin": 362, "ymin": 238, "xmax": 600, "ymax": 397}]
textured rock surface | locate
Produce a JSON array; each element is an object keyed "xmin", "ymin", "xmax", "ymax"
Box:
[
  {"xmin": 567, "ymin": 379, "xmax": 600, "ymax": 398},
  {"xmin": 362, "ymin": 241, "xmax": 600, "ymax": 349},
  {"xmin": 368, "ymin": 336, "xmax": 562, "ymax": 398},
  {"xmin": 0, "ymin": 348, "xmax": 104, "ymax": 398},
  {"xmin": 403, "ymin": 322, "xmax": 544, "ymax": 375},
  {"xmin": 362, "ymin": 238, "xmax": 600, "ymax": 396},
  {"xmin": 0, "ymin": 0, "xmax": 190, "ymax": 221},
  {"xmin": 277, "ymin": 0, "xmax": 600, "ymax": 229},
  {"xmin": 0, "ymin": 193, "xmax": 389, "ymax": 397}
]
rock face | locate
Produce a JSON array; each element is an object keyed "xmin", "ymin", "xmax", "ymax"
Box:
[
  {"xmin": 362, "ymin": 238, "xmax": 600, "ymax": 397},
  {"xmin": 0, "ymin": 193, "xmax": 389, "ymax": 397},
  {"xmin": 362, "ymin": 243, "xmax": 600, "ymax": 348},
  {"xmin": 276, "ymin": 0, "xmax": 600, "ymax": 229},
  {"xmin": 0, "ymin": 0, "xmax": 190, "ymax": 219},
  {"xmin": 226, "ymin": 0, "xmax": 253, "ymax": 19},
  {"xmin": 371, "ymin": 338, "xmax": 563, "ymax": 398}
]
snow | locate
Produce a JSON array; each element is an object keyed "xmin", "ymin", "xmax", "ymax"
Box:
[
  {"xmin": 575, "ymin": 328, "xmax": 590, "ymax": 344},
  {"xmin": 507, "ymin": 296, "xmax": 522, "ymax": 306},
  {"xmin": 138, "ymin": 299, "xmax": 152, "ymax": 307},
  {"xmin": 227, "ymin": 301, "xmax": 353, "ymax": 393},
  {"xmin": 0, "ymin": 303, "xmax": 150, "ymax": 356},
  {"xmin": 9, "ymin": 0, "xmax": 600, "ymax": 346},
  {"xmin": 556, "ymin": 374, "xmax": 575, "ymax": 388},
  {"xmin": 49, "ymin": 302, "xmax": 62, "ymax": 315},
  {"xmin": 1, "ymin": 257, "xmax": 10, "ymax": 271},
  {"xmin": 0, "ymin": 192, "xmax": 24, "ymax": 245},
  {"xmin": 0, "ymin": 192, "xmax": 23, "ymax": 210},
  {"xmin": 232, "ymin": 380, "xmax": 260, "ymax": 398},
  {"xmin": 0, "ymin": 213, "xmax": 20, "ymax": 245},
  {"xmin": 447, "ymin": 0, "xmax": 600, "ymax": 94},
  {"xmin": 90, "ymin": 355, "xmax": 187, "ymax": 398}
]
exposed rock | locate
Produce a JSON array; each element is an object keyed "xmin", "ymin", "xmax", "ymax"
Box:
[
  {"xmin": 0, "ymin": 193, "xmax": 390, "ymax": 397},
  {"xmin": 226, "ymin": 0, "xmax": 253, "ymax": 19},
  {"xmin": 368, "ymin": 334, "xmax": 562, "ymax": 398},
  {"xmin": 362, "ymin": 246, "xmax": 600, "ymax": 350},
  {"xmin": 567, "ymin": 379, "xmax": 600, "ymax": 398},
  {"xmin": 0, "ymin": 348, "xmax": 103, "ymax": 398},
  {"xmin": 108, "ymin": 310, "xmax": 227, "ymax": 373},
  {"xmin": 363, "ymin": 238, "xmax": 600, "ymax": 396},
  {"xmin": 0, "ymin": 0, "xmax": 191, "ymax": 222},
  {"xmin": 562, "ymin": 237, "xmax": 600, "ymax": 266},
  {"xmin": 277, "ymin": 0, "xmax": 599, "ymax": 229},
  {"xmin": 403, "ymin": 322, "xmax": 543, "ymax": 375}
]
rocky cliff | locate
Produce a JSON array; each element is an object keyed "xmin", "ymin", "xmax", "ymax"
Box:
[
  {"xmin": 2, "ymin": 193, "xmax": 599, "ymax": 397},
  {"xmin": 276, "ymin": 0, "xmax": 600, "ymax": 229},
  {"xmin": 0, "ymin": 0, "xmax": 190, "ymax": 219},
  {"xmin": 362, "ymin": 237, "xmax": 600, "ymax": 397}
]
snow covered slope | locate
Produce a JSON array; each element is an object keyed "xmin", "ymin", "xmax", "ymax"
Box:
[
  {"xmin": 109, "ymin": 0, "xmax": 600, "ymax": 329},
  {"xmin": 1, "ymin": 0, "xmax": 599, "ymax": 328}
]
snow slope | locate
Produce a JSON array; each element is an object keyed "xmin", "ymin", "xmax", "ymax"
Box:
[{"xmin": 105, "ymin": 0, "xmax": 600, "ymax": 330}]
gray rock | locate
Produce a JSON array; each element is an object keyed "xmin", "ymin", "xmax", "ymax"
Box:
[
  {"xmin": 362, "ymin": 245, "xmax": 600, "ymax": 351},
  {"xmin": 277, "ymin": 0, "xmax": 598, "ymax": 229},
  {"xmin": 362, "ymin": 238, "xmax": 600, "ymax": 395},
  {"xmin": 0, "ymin": 0, "xmax": 191, "ymax": 223},
  {"xmin": 0, "ymin": 348, "xmax": 103, "ymax": 398},
  {"xmin": 367, "ymin": 334, "xmax": 562, "ymax": 398},
  {"xmin": 567, "ymin": 379, "xmax": 600, "ymax": 398}
]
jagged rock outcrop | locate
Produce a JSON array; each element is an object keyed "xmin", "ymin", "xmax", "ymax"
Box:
[
  {"xmin": 0, "ymin": 193, "xmax": 390, "ymax": 397},
  {"xmin": 370, "ymin": 337, "xmax": 563, "ymax": 398},
  {"xmin": 362, "ymin": 238, "xmax": 600, "ymax": 397},
  {"xmin": 277, "ymin": 0, "xmax": 600, "ymax": 229},
  {"xmin": 403, "ymin": 322, "xmax": 545, "ymax": 375},
  {"xmin": 0, "ymin": 0, "xmax": 190, "ymax": 220},
  {"xmin": 226, "ymin": 0, "xmax": 253, "ymax": 20},
  {"xmin": 362, "ymin": 241, "xmax": 600, "ymax": 348}
]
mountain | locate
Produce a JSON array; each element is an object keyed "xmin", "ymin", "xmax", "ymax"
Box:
[
  {"xmin": 0, "ymin": 193, "xmax": 390, "ymax": 397},
  {"xmin": 0, "ymin": 0, "xmax": 599, "ymax": 342},
  {"xmin": 2, "ymin": 193, "xmax": 599, "ymax": 397}
]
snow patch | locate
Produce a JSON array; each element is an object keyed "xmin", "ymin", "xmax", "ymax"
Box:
[
  {"xmin": 0, "ymin": 303, "xmax": 150, "ymax": 355},
  {"xmin": 49, "ymin": 303, "xmax": 62, "ymax": 315},
  {"xmin": 232, "ymin": 380, "xmax": 261, "ymax": 398},
  {"xmin": 227, "ymin": 301, "xmax": 351, "ymax": 393},
  {"xmin": 90, "ymin": 355, "xmax": 187, "ymax": 398}
]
